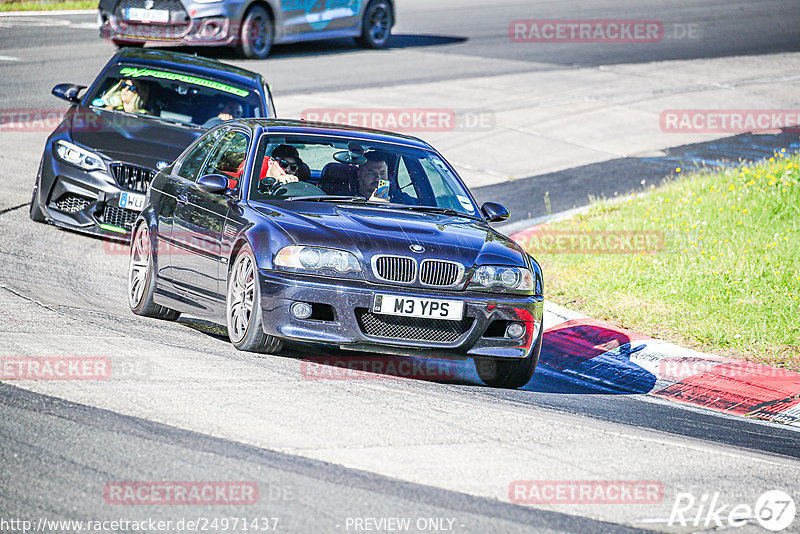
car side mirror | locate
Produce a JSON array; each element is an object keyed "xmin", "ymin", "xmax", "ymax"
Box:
[
  {"xmin": 481, "ymin": 202, "xmax": 510, "ymax": 223},
  {"xmin": 52, "ymin": 83, "xmax": 86, "ymax": 104},
  {"xmin": 197, "ymin": 174, "xmax": 229, "ymax": 194}
]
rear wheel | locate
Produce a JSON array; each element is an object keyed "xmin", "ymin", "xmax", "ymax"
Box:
[
  {"xmin": 129, "ymin": 223, "xmax": 181, "ymax": 320},
  {"xmin": 236, "ymin": 6, "xmax": 273, "ymax": 59},
  {"xmin": 356, "ymin": 0, "xmax": 392, "ymax": 49},
  {"xmin": 227, "ymin": 244, "xmax": 283, "ymax": 353},
  {"xmin": 475, "ymin": 328, "xmax": 543, "ymax": 389}
]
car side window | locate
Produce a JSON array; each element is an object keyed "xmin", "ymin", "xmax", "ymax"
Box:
[
  {"xmin": 176, "ymin": 129, "xmax": 223, "ymax": 182},
  {"xmin": 396, "ymin": 158, "xmax": 419, "ymax": 201},
  {"xmin": 199, "ymin": 130, "xmax": 250, "ymax": 183}
]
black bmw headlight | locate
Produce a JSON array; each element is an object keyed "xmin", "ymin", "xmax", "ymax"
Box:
[{"xmin": 54, "ymin": 140, "xmax": 106, "ymax": 172}]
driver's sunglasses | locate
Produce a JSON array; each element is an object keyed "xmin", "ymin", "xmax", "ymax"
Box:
[
  {"xmin": 122, "ymin": 82, "xmax": 138, "ymax": 94},
  {"xmin": 276, "ymin": 158, "xmax": 299, "ymax": 173}
]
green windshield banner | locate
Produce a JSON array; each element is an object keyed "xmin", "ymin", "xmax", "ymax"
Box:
[{"xmin": 119, "ymin": 67, "xmax": 250, "ymax": 97}]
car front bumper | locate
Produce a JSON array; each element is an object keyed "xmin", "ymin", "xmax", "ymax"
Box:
[
  {"xmin": 35, "ymin": 151, "xmax": 143, "ymax": 240},
  {"xmin": 100, "ymin": 11, "xmax": 239, "ymax": 46},
  {"xmin": 258, "ymin": 270, "xmax": 544, "ymax": 360}
]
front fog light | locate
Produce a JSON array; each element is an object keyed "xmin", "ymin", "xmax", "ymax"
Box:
[
  {"xmin": 290, "ymin": 302, "xmax": 313, "ymax": 319},
  {"xmin": 505, "ymin": 322, "xmax": 526, "ymax": 339}
]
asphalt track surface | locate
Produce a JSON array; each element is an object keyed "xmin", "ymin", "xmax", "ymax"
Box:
[{"xmin": 2, "ymin": 1, "xmax": 800, "ymax": 532}]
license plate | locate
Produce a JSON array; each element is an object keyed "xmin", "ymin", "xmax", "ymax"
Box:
[
  {"xmin": 119, "ymin": 192, "xmax": 146, "ymax": 212},
  {"xmin": 373, "ymin": 294, "xmax": 464, "ymax": 321},
  {"xmin": 125, "ymin": 7, "xmax": 169, "ymax": 22}
]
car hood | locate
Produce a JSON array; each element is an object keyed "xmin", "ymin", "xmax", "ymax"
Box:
[
  {"xmin": 68, "ymin": 107, "xmax": 202, "ymax": 170},
  {"xmin": 256, "ymin": 202, "xmax": 527, "ymax": 269}
]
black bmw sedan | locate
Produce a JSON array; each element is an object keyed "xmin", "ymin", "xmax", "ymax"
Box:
[
  {"xmin": 128, "ymin": 119, "xmax": 544, "ymax": 388},
  {"xmin": 29, "ymin": 48, "xmax": 275, "ymax": 238}
]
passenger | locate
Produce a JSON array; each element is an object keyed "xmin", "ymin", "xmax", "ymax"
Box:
[
  {"xmin": 216, "ymin": 101, "xmax": 244, "ymax": 121},
  {"xmin": 101, "ymin": 78, "xmax": 149, "ymax": 114},
  {"xmin": 355, "ymin": 150, "xmax": 415, "ymax": 204}
]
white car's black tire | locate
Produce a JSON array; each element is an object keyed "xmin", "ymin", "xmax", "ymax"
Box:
[
  {"xmin": 356, "ymin": 0, "xmax": 392, "ymax": 49},
  {"xmin": 236, "ymin": 6, "xmax": 273, "ymax": 59}
]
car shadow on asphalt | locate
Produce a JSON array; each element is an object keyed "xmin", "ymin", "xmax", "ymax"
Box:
[
  {"xmin": 524, "ymin": 321, "xmax": 655, "ymax": 395},
  {"xmin": 176, "ymin": 317, "xmax": 655, "ymax": 392},
  {"xmin": 152, "ymin": 34, "xmax": 468, "ymax": 62}
]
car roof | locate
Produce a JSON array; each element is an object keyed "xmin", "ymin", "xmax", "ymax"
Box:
[
  {"xmin": 112, "ymin": 48, "xmax": 262, "ymax": 88},
  {"xmin": 235, "ymin": 119, "xmax": 434, "ymax": 150}
]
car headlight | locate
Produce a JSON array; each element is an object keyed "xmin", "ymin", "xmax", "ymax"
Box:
[
  {"xmin": 54, "ymin": 140, "xmax": 106, "ymax": 172},
  {"xmin": 274, "ymin": 245, "xmax": 361, "ymax": 274},
  {"xmin": 468, "ymin": 265, "xmax": 534, "ymax": 293}
]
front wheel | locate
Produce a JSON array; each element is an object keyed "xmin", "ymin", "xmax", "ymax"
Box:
[
  {"xmin": 355, "ymin": 0, "xmax": 392, "ymax": 49},
  {"xmin": 475, "ymin": 327, "xmax": 543, "ymax": 389},
  {"xmin": 236, "ymin": 6, "xmax": 273, "ymax": 59},
  {"xmin": 129, "ymin": 223, "xmax": 181, "ymax": 320},
  {"xmin": 227, "ymin": 244, "xmax": 283, "ymax": 353}
]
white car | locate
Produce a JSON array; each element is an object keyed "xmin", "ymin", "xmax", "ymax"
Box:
[{"xmin": 98, "ymin": 0, "xmax": 395, "ymax": 59}]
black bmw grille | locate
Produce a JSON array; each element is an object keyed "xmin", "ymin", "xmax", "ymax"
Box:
[
  {"xmin": 420, "ymin": 260, "xmax": 461, "ymax": 286},
  {"xmin": 55, "ymin": 194, "xmax": 92, "ymax": 213},
  {"xmin": 102, "ymin": 205, "xmax": 138, "ymax": 230},
  {"xmin": 355, "ymin": 309, "xmax": 473, "ymax": 343},
  {"xmin": 374, "ymin": 256, "xmax": 415, "ymax": 283},
  {"xmin": 111, "ymin": 164, "xmax": 155, "ymax": 193}
]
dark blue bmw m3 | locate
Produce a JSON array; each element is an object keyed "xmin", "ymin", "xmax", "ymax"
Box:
[{"xmin": 128, "ymin": 119, "xmax": 544, "ymax": 388}]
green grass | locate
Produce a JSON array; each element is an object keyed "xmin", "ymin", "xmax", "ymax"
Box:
[
  {"xmin": 518, "ymin": 150, "xmax": 800, "ymax": 370},
  {"xmin": 0, "ymin": 0, "xmax": 95, "ymax": 11}
]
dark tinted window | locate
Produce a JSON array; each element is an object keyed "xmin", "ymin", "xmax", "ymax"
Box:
[
  {"xmin": 200, "ymin": 130, "xmax": 250, "ymax": 180},
  {"xmin": 176, "ymin": 129, "xmax": 223, "ymax": 182}
]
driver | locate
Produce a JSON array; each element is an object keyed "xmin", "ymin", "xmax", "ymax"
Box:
[
  {"xmin": 355, "ymin": 150, "xmax": 415, "ymax": 204},
  {"xmin": 101, "ymin": 78, "xmax": 149, "ymax": 114}
]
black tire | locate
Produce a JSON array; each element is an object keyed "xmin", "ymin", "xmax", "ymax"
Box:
[
  {"xmin": 355, "ymin": 0, "xmax": 392, "ymax": 49},
  {"xmin": 227, "ymin": 244, "xmax": 283, "ymax": 353},
  {"xmin": 236, "ymin": 6, "xmax": 273, "ymax": 59},
  {"xmin": 475, "ymin": 326, "xmax": 543, "ymax": 389},
  {"xmin": 128, "ymin": 223, "xmax": 181, "ymax": 320},
  {"xmin": 29, "ymin": 180, "xmax": 46, "ymax": 223}
]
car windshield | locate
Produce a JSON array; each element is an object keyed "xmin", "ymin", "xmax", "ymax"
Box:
[
  {"xmin": 247, "ymin": 134, "xmax": 481, "ymax": 218},
  {"xmin": 86, "ymin": 65, "xmax": 264, "ymax": 127}
]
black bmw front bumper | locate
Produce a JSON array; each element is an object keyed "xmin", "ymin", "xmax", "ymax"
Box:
[
  {"xmin": 33, "ymin": 150, "xmax": 147, "ymax": 240},
  {"xmin": 258, "ymin": 270, "xmax": 544, "ymax": 360}
]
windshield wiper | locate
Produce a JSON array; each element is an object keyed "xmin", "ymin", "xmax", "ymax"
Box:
[
  {"xmin": 384, "ymin": 204, "xmax": 483, "ymax": 221},
  {"xmin": 286, "ymin": 195, "xmax": 369, "ymax": 203}
]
